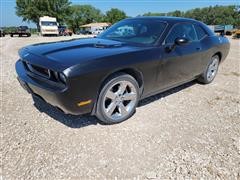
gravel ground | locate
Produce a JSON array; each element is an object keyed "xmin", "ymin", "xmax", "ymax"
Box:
[{"xmin": 1, "ymin": 35, "xmax": 240, "ymax": 179}]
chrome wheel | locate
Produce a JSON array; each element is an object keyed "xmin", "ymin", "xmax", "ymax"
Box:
[
  {"xmin": 102, "ymin": 80, "xmax": 138, "ymax": 121},
  {"xmin": 206, "ymin": 57, "xmax": 219, "ymax": 82}
]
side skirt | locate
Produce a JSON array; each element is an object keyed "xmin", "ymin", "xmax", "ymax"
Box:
[{"xmin": 140, "ymin": 77, "xmax": 198, "ymax": 100}]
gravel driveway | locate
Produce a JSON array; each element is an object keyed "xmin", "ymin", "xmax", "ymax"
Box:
[{"xmin": 1, "ymin": 35, "xmax": 239, "ymax": 179}]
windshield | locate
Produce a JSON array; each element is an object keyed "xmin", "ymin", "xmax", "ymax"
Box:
[
  {"xmin": 41, "ymin": 21, "xmax": 57, "ymax": 26},
  {"xmin": 98, "ymin": 19, "xmax": 166, "ymax": 45},
  {"xmin": 18, "ymin": 26, "xmax": 28, "ymax": 30}
]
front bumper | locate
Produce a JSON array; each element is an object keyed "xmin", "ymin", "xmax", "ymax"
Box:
[
  {"xmin": 15, "ymin": 60, "xmax": 93, "ymax": 115},
  {"xmin": 41, "ymin": 31, "xmax": 59, "ymax": 35}
]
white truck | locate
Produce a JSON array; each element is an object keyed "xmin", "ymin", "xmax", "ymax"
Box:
[{"xmin": 39, "ymin": 16, "xmax": 59, "ymax": 36}]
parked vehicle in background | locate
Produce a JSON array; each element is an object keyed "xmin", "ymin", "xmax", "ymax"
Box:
[
  {"xmin": 39, "ymin": 16, "xmax": 59, "ymax": 36},
  {"xmin": 207, "ymin": 25, "xmax": 215, "ymax": 33},
  {"xmin": 214, "ymin": 25, "xmax": 233, "ymax": 35},
  {"xmin": 80, "ymin": 22, "xmax": 110, "ymax": 35},
  {"xmin": 0, "ymin": 28, "xmax": 5, "ymax": 37},
  {"xmin": 10, "ymin": 26, "xmax": 31, "ymax": 37},
  {"xmin": 232, "ymin": 28, "xmax": 240, "ymax": 38},
  {"xmin": 224, "ymin": 25, "xmax": 234, "ymax": 35},
  {"xmin": 92, "ymin": 27, "xmax": 104, "ymax": 35},
  {"xmin": 76, "ymin": 30, "xmax": 92, "ymax": 35},
  {"xmin": 58, "ymin": 26, "xmax": 73, "ymax": 36}
]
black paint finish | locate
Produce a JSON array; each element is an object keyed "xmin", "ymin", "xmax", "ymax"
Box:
[{"xmin": 16, "ymin": 17, "xmax": 230, "ymax": 115}]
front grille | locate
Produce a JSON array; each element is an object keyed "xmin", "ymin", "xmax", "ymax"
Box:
[{"xmin": 24, "ymin": 62, "xmax": 51, "ymax": 79}]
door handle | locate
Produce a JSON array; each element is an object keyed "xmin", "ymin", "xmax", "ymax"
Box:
[{"xmin": 196, "ymin": 47, "xmax": 201, "ymax": 51}]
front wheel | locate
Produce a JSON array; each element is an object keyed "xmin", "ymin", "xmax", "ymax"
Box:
[
  {"xmin": 197, "ymin": 55, "xmax": 220, "ymax": 84},
  {"xmin": 96, "ymin": 73, "xmax": 140, "ymax": 124}
]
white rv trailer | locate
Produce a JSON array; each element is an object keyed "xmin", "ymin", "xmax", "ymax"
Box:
[{"xmin": 39, "ymin": 16, "xmax": 59, "ymax": 36}]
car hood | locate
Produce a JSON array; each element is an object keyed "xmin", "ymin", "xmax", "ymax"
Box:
[{"xmin": 19, "ymin": 38, "xmax": 142, "ymax": 71}]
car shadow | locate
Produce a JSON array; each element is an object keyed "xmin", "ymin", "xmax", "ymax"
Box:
[
  {"xmin": 33, "ymin": 80, "xmax": 197, "ymax": 128},
  {"xmin": 32, "ymin": 96, "xmax": 99, "ymax": 128},
  {"xmin": 138, "ymin": 80, "xmax": 197, "ymax": 107}
]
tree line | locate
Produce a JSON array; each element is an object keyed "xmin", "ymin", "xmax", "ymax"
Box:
[
  {"xmin": 142, "ymin": 5, "xmax": 240, "ymax": 27},
  {"xmin": 15, "ymin": 0, "xmax": 240, "ymax": 33},
  {"xmin": 15, "ymin": 0, "xmax": 127, "ymax": 33}
]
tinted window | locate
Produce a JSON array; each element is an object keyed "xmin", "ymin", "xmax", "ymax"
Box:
[
  {"xmin": 194, "ymin": 24, "xmax": 208, "ymax": 40},
  {"xmin": 19, "ymin": 26, "xmax": 28, "ymax": 30},
  {"xmin": 165, "ymin": 23, "xmax": 197, "ymax": 44},
  {"xmin": 98, "ymin": 19, "xmax": 166, "ymax": 45},
  {"xmin": 41, "ymin": 21, "xmax": 57, "ymax": 26}
]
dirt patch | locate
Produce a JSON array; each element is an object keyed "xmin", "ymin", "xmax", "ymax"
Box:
[{"xmin": 1, "ymin": 35, "xmax": 240, "ymax": 179}]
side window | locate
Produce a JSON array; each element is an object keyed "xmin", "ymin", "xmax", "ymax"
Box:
[
  {"xmin": 115, "ymin": 25, "xmax": 136, "ymax": 36},
  {"xmin": 194, "ymin": 24, "xmax": 208, "ymax": 40},
  {"xmin": 165, "ymin": 23, "xmax": 197, "ymax": 44}
]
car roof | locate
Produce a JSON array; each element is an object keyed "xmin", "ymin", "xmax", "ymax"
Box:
[
  {"xmin": 19, "ymin": 26, "xmax": 28, "ymax": 28},
  {"xmin": 126, "ymin": 16, "xmax": 199, "ymax": 23},
  {"xmin": 125, "ymin": 16, "xmax": 215, "ymax": 37}
]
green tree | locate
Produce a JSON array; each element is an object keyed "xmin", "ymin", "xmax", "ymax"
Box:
[
  {"xmin": 141, "ymin": 5, "xmax": 240, "ymax": 27},
  {"xmin": 105, "ymin": 8, "xmax": 127, "ymax": 24},
  {"xmin": 66, "ymin": 5, "xmax": 104, "ymax": 33},
  {"xmin": 184, "ymin": 5, "xmax": 240, "ymax": 26},
  {"xmin": 167, "ymin": 10, "xmax": 183, "ymax": 17},
  {"xmin": 142, "ymin": 12, "xmax": 166, "ymax": 16},
  {"xmin": 16, "ymin": 0, "xmax": 71, "ymax": 30}
]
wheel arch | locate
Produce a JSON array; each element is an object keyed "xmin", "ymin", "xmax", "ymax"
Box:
[
  {"xmin": 91, "ymin": 67, "xmax": 144, "ymax": 115},
  {"xmin": 213, "ymin": 52, "xmax": 222, "ymax": 63},
  {"xmin": 101, "ymin": 68, "xmax": 144, "ymax": 93}
]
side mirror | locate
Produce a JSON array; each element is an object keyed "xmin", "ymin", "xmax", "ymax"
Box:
[
  {"xmin": 175, "ymin": 37, "xmax": 189, "ymax": 46},
  {"xmin": 165, "ymin": 37, "xmax": 189, "ymax": 53}
]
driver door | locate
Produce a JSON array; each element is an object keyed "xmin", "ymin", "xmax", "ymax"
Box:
[{"xmin": 157, "ymin": 23, "xmax": 202, "ymax": 89}]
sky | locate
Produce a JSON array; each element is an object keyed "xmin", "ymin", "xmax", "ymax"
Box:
[{"xmin": 0, "ymin": 0, "xmax": 239, "ymax": 28}]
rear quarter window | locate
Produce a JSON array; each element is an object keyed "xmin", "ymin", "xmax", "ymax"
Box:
[{"xmin": 194, "ymin": 24, "xmax": 208, "ymax": 40}]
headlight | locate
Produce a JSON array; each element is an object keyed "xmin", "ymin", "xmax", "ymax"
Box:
[
  {"xmin": 59, "ymin": 73, "xmax": 67, "ymax": 83},
  {"xmin": 53, "ymin": 72, "xmax": 67, "ymax": 84}
]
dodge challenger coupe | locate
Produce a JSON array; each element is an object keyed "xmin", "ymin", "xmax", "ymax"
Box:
[{"xmin": 16, "ymin": 17, "xmax": 230, "ymax": 124}]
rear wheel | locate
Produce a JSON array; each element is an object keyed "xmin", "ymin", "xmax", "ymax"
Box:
[
  {"xmin": 96, "ymin": 73, "xmax": 139, "ymax": 124},
  {"xmin": 198, "ymin": 55, "xmax": 220, "ymax": 84}
]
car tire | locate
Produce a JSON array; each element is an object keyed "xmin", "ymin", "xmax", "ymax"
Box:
[
  {"xmin": 197, "ymin": 55, "xmax": 220, "ymax": 84},
  {"xmin": 96, "ymin": 73, "xmax": 140, "ymax": 124}
]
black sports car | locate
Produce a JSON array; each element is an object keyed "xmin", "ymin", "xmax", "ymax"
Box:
[{"xmin": 16, "ymin": 17, "xmax": 230, "ymax": 124}]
